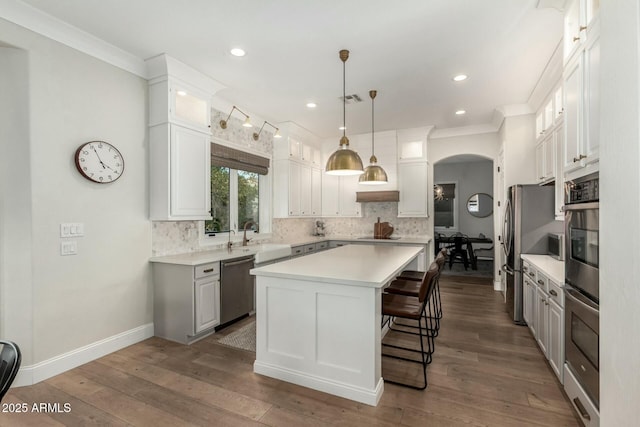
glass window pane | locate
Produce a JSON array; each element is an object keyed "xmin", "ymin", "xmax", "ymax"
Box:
[
  {"xmin": 238, "ymin": 170, "xmax": 259, "ymax": 230},
  {"xmin": 206, "ymin": 166, "xmax": 230, "ymax": 233},
  {"xmin": 434, "ymin": 183, "xmax": 455, "ymax": 228}
]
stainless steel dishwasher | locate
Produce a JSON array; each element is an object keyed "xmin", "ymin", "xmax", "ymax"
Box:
[{"xmin": 219, "ymin": 255, "xmax": 255, "ymax": 326}]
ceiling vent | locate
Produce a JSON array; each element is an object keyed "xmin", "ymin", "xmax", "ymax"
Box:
[{"xmin": 340, "ymin": 94, "xmax": 363, "ymax": 104}]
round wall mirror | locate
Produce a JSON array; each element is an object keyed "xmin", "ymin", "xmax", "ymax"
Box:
[{"xmin": 466, "ymin": 193, "xmax": 493, "ymax": 218}]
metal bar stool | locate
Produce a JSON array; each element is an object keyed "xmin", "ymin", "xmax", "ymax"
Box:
[
  {"xmin": 381, "ymin": 263, "xmax": 439, "ymax": 390},
  {"xmin": 392, "ymin": 249, "xmax": 446, "ymax": 329}
]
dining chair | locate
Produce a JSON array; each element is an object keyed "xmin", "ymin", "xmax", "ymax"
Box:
[
  {"xmin": 0, "ymin": 341, "xmax": 21, "ymax": 403},
  {"xmin": 448, "ymin": 232, "xmax": 471, "ymax": 270}
]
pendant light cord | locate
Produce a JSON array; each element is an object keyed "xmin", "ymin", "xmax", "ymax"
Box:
[
  {"xmin": 371, "ymin": 95, "xmax": 375, "ymax": 154},
  {"xmin": 342, "ymin": 58, "xmax": 346, "ymax": 139}
]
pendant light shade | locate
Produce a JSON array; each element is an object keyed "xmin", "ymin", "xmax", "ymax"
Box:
[
  {"xmin": 359, "ymin": 90, "xmax": 388, "ymax": 185},
  {"xmin": 326, "ymin": 50, "xmax": 364, "ymax": 176}
]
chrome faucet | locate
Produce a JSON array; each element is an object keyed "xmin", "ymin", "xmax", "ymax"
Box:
[
  {"xmin": 227, "ymin": 229, "xmax": 236, "ymax": 250},
  {"xmin": 242, "ymin": 221, "xmax": 257, "ymax": 246}
]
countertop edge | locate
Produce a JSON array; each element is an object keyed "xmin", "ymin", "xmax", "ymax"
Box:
[{"xmin": 521, "ymin": 254, "xmax": 565, "ymax": 284}]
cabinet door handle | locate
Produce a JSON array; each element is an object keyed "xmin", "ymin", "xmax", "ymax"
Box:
[
  {"xmin": 579, "ymin": 25, "xmax": 587, "ymax": 32},
  {"xmin": 573, "ymin": 35, "xmax": 580, "ymax": 42},
  {"xmin": 573, "ymin": 154, "xmax": 587, "ymax": 162},
  {"xmin": 572, "ymin": 397, "xmax": 591, "ymax": 421},
  {"xmin": 203, "ymin": 268, "xmax": 214, "ymax": 273},
  {"xmin": 537, "ymin": 279, "xmax": 545, "ymax": 286},
  {"xmin": 549, "ymin": 289, "xmax": 558, "ymax": 296}
]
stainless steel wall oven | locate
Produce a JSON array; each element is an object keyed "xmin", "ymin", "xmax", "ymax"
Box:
[{"xmin": 563, "ymin": 172, "xmax": 599, "ymax": 409}]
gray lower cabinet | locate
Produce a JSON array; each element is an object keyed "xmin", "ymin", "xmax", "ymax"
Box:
[{"xmin": 152, "ymin": 261, "xmax": 220, "ymax": 344}]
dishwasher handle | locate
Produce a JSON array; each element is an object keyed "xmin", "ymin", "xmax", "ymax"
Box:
[{"xmin": 222, "ymin": 256, "xmax": 254, "ymax": 268}]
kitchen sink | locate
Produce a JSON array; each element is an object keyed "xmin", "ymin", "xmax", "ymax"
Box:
[{"xmin": 254, "ymin": 243, "xmax": 292, "ymax": 264}]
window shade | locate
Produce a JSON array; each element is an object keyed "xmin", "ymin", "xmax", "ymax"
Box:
[
  {"xmin": 211, "ymin": 143, "xmax": 270, "ymax": 175},
  {"xmin": 440, "ymin": 183, "xmax": 456, "ymax": 199}
]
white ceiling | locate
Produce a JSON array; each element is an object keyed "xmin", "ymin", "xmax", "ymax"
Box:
[{"xmin": 18, "ymin": 0, "xmax": 564, "ymax": 139}]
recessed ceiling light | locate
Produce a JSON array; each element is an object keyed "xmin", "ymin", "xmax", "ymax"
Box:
[
  {"xmin": 455, "ymin": 109, "xmax": 467, "ymax": 115},
  {"xmin": 306, "ymin": 102, "xmax": 317, "ymax": 108},
  {"xmin": 453, "ymin": 74, "xmax": 468, "ymax": 82},
  {"xmin": 339, "ymin": 126, "xmax": 346, "ymax": 130},
  {"xmin": 230, "ymin": 48, "xmax": 246, "ymax": 57}
]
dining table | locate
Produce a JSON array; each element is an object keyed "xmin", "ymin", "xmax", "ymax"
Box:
[{"xmin": 435, "ymin": 233, "xmax": 493, "ymax": 269}]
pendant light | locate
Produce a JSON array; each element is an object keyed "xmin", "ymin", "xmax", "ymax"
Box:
[
  {"xmin": 359, "ymin": 90, "xmax": 388, "ymax": 185},
  {"xmin": 325, "ymin": 49, "xmax": 364, "ymax": 176}
]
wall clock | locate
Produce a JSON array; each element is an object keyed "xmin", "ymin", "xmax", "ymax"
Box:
[{"xmin": 74, "ymin": 141, "xmax": 124, "ymax": 183}]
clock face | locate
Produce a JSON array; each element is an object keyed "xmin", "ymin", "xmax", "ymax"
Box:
[{"xmin": 74, "ymin": 141, "xmax": 124, "ymax": 183}]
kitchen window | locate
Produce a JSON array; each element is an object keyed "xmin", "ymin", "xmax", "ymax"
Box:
[
  {"xmin": 434, "ymin": 182, "xmax": 458, "ymax": 230},
  {"xmin": 205, "ymin": 167, "xmax": 260, "ymax": 234},
  {"xmin": 204, "ymin": 143, "xmax": 271, "ymax": 239}
]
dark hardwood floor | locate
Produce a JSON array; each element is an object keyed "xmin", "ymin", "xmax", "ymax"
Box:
[{"xmin": 3, "ymin": 275, "xmax": 579, "ymax": 426}]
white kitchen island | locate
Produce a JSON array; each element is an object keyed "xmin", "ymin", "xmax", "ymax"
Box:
[{"xmin": 250, "ymin": 244, "xmax": 423, "ymax": 406}]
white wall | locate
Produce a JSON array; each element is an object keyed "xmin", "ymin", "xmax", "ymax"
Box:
[
  {"xmin": 0, "ymin": 46, "xmax": 34, "ymax": 365},
  {"xmin": 0, "ymin": 18, "xmax": 151, "ymax": 377},
  {"xmin": 434, "ymin": 160, "xmax": 494, "ymax": 240},
  {"xmin": 599, "ymin": 0, "xmax": 640, "ymax": 423}
]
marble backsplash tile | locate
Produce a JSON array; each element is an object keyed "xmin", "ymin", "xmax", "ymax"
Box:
[{"xmin": 272, "ymin": 202, "xmax": 430, "ymax": 241}]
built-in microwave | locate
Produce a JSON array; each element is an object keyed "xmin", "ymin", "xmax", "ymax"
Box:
[{"xmin": 548, "ymin": 233, "xmax": 564, "ymax": 261}]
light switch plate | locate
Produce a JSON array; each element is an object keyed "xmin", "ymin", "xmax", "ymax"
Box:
[
  {"xmin": 60, "ymin": 241, "xmax": 77, "ymax": 256},
  {"xmin": 60, "ymin": 223, "xmax": 84, "ymax": 237}
]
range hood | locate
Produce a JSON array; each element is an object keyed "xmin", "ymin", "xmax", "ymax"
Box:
[{"xmin": 355, "ymin": 191, "xmax": 400, "ymax": 203}]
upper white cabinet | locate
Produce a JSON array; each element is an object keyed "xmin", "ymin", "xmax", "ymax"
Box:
[
  {"xmin": 536, "ymin": 136, "xmax": 554, "ymax": 184},
  {"xmin": 398, "ymin": 161, "xmax": 429, "ymax": 218},
  {"xmin": 321, "ymin": 174, "xmax": 362, "ymax": 217},
  {"xmin": 397, "ymin": 127, "xmax": 431, "ymax": 162},
  {"xmin": 273, "ymin": 160, "xmax": 322, "ymax": 218},
  {"xmin": 395, "ymin": 127, "xmax": 431, "ymax": 217},
  {"xmin": 563, "ymin": 20, "xmax": 600, "ymax": 176},
  {"xmin": 273, "ymin": 122, "xmax": 323, "ymax": 218},
  {"xmin": 563, "ymin": 0, "xmax": 600, "ymax": 64},
  {"xmin": 147, "ymin": 54, "xmax": 223, "ymax": 221}
]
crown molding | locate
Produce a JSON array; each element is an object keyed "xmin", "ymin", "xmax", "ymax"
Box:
[{"xmin": 0, "ymin": 0, "xmax": 146, "ymax": 77}]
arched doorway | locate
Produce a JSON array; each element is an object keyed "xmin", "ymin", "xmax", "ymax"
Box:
[{"xmin": 433, "ymin": 154, "xmax": 495, "ymax": 278}]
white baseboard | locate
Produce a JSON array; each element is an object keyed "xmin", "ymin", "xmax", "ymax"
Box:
[
  {"xmin": 13, "ymin": 323, "xmax": 154, "ymax": 387},
  {"xmin": 494, "ymin": 279, "xmax": 503, "ymax": 291},
  {"xmin": 254, "ymin": 360, "xmax": 383, "ymax": 406}
]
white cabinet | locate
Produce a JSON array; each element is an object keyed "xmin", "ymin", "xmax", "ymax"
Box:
[
  {"xmin": 287, "ymin": 161, "xmax": 301, "ymax": 216},
  {"xmin": 152, "ymin": 261, "xmax": 221, "ymax": 344},
  {"xmin": 563, "ymin": 10, "xmax": 600, "ymax": 176},
  {"xmin": 536, "ymin": 133, "xmax": 557, "ymax": 184},
  {"xmin": 147, "ymin": 57, "xmax": 215, "ymax": 221},
  {"xmin": 274, "ymin": 160, "xmax": 322, "ymax": 218},
  {"xmin": 311, "ymin": 168, "xmax": 322, "ymax": 216},
  {"xmin": 150, "ymin": 124, "xmax": 211, "ymax": 220},
  {"xmin": 536, "ymin": 285, "xmax": 549, "ymax": 358},
  {"xmin": 300, "ymin": 164, "xmax": 313, "ymax": 216},
  {"xmin": 321, "ymin": 174, "xmax": 362, "ymax": 217},
  {"xmin": 523, "ymin": 273, "xmax": 535, "ymax": 329},
  {"xmin": 398, "ymin": 161, "xmax": 428, "ymax": 217},
  {"xmin": 338, "ymin": 175, "xmax": 362, "ymax": 217},
  {"xmin": 563, "ymin": 0, "xmax": 600, "ymax": 64},
  {"xmin": 548, "ymin": 299, "xmax": 564, "ymax": 380},
  {"xmin": 396, "ymin": 127, "xmax": 431, "ymax": 163},
  {"xmin": 195, "ymin": 276, "xmax": 221, "ymax": 333},
  {"xmin": 522, "ymin": 257, "xmax": 565, "ymax": 384}
]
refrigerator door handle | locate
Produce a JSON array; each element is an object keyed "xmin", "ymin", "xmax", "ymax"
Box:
[{"xmin": 502, "ymin": 264, "xmax": 515, "ymax": 276}]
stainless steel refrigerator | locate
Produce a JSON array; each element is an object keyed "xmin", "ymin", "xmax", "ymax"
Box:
[{"xmin": 501, "ymin": 185, "xmax": 562, "ymax": 324}]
